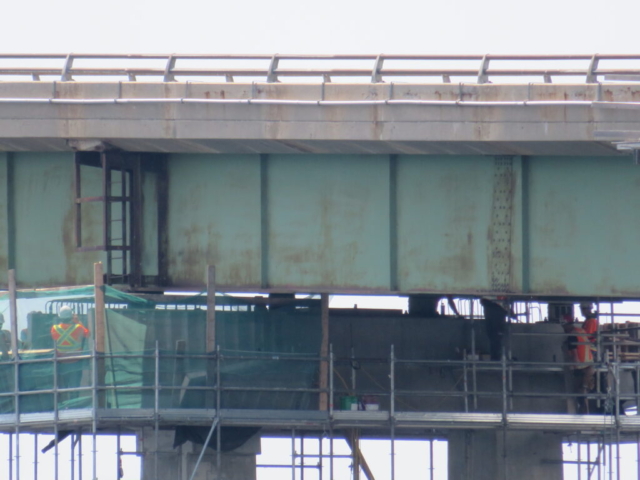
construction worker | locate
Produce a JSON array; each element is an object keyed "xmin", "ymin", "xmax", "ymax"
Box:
[
  {"xmin": 50, "ymin": 306, "xmax": 90, "ymax": 401},
  {"xmin": 562, "ymin": 315, "xmax": 595, "ymax": 414},
  {"xmin": 481, "ymin": 297, "xmax": 512, "ymax": 361},
  {"xmin": 581, "ymin": 302, "xmax": 599, "ymax": 345},
  {"xmin": 0, "ymin": 313, "xmax": 11, "ymax": 360}
]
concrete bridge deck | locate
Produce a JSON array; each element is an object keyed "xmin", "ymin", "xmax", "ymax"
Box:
[{"xmin": 1, "ymin": 81, "xmax": 640, "ymax": 155}]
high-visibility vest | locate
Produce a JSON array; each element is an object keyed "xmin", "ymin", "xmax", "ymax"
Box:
[
  {"xmin": 50, "ymin": 323, "xmax": 89, "ymax": 353},
  {"xmin": 583, "ymin": 316, "xmax": 598, "ymax": 343},
  {"xmin": 569, "ymin": 326, "xmax": 593, "ymax": 363}
]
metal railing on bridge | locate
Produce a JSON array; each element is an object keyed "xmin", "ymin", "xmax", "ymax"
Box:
[{"xmin": 2, "ymin": 53, "xmax": 640, "ymax": 84}]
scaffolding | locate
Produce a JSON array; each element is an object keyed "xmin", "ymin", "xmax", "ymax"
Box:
[{"xmin": 2, "ymin": 268, "xmax": 640, "ymax": 479}]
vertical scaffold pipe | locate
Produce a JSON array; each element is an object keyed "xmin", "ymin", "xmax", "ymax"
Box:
[
  {"xmin": 390, "ymin": 344, "xmax": 395, "ymax": 480},
  {"xmin": 33, "ymin": 434, "xmax": 37, "ymax": 480},
  {"xmin": 429, "ymin": 439, "xmax": 434, "ymax": 480},
  {"xmin": 318, "ymin": 435, "xmax": 323, "ymax": 480},
  {"xmin": 329, "ymin": 345, "xmax": 334, "ymax": 418},
  {"xmin": 578, "ymin": 433, "xmax": 582, "ymax": 480},
  {"xmin": 9, "ymin": 432, "xmax": 13, "ymax": 480},
  {"xmin": 329, "ymin": 424, "xmax": 334, "ymax": 480},
  {"xmin": 291, "ymin": 429, "xmax": 296, "ymax": 480},
  {"xmin": 70, "ymin": 433, "xmax": 74, "ymax": 480},
  {"xmin": 471, "ymin": 314, "xmax": 478, "ymax": 410},
  {"xmin": 78, "ymin": 432, "xmax": 83, "ymax": 480},
  {"xmin": 216, "ymin": 344, "xmax": 221, "ymax": 474},
  {"xmin": 116, "ymin": 429, "xmax": 121, "ymax": 480},
  {"xmin": 390, "ymin": 345, "xmax": 395, "ymax": 418},
  {"xmin": 154, "ymin": 341, "xmax": 159, "ymax": 480},
  {"xmin": 54, "ymin": 346, "xmax": 59, "ymax": 480}
]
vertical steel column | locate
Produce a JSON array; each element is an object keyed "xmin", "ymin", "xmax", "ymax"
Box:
[{"xmin": 154, "ymin": 341, "xmax": 159, "ymax": 480}]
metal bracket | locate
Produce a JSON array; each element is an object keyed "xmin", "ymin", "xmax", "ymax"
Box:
[
  {"xmin": 163, "ymin": 55, "xmax": 177, "ymax": 82},
  {"xmin": 371, "ymin": 54, "xmax": 384, "ymax": 83},
  {"xmin": 267, "ymin": 55, "xmax": 280, "ymax": 83},
  {"xmin": 587, "ymin": 54, "xmax": 599, "ymax": 83},
  {"xmin": 60, "ymin": 54, "xmax": 74, "ymax": 82},
  {"xmin": 477, "ymin": 54, "xmax": 490, "ymax": 84}
]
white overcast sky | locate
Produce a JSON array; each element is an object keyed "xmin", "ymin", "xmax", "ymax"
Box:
[{"xmin": 3, "ymin": 0, "xmax": 640, "ymax": 55}]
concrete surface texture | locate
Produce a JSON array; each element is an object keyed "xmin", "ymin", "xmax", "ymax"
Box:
[{"xmin": 0, "ymin": 81, "xmax": 638, "ymax": 154}]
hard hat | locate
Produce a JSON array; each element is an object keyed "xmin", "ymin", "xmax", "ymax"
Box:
[{"xmin": 59, "ymin": 306, "xmax": 73, "ymax": 319}]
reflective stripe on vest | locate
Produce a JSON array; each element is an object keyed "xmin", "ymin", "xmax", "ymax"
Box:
[{"xmin": 52, "ymin": 324, "xmax": 83, "ymax": 352}]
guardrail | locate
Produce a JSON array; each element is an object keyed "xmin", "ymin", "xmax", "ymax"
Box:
[{"xmin": 2, "ymin": 53, "xmax": 640, "ymax": 84}]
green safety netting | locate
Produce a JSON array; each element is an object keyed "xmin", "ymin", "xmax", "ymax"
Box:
[{"xmin": 0, "ymin": 287, "xmax": 322, "ymax": 414}]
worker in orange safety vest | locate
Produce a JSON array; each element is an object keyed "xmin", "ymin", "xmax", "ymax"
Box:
[
  {"xmin": 50, "ymin": 306, "xmax": 90, "ymax": 401},
  {"xmin": 562, "ymin": 314, "xmax": 595, "ymax": 414}
]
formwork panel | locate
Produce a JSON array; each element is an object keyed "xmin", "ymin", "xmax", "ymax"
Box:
[
  {"xmin": 166, "ymin": 154, "xmax": 262, "ymax": 288},
  {"xmin": 527, "ymin": 155, "xmax": 640, "ymax": 297},
  {"xmin": 266, "ymin": 154, "xmax": 391, "ymax": 291}
]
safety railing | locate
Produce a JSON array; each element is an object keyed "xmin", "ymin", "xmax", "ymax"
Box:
[
  {"xmin": 1, "ymin": 54, "xmax": 640, "ymax": 84},
  {"xmin": 0, "ymin": 335, "xmax": 636, "ymax": 427}
]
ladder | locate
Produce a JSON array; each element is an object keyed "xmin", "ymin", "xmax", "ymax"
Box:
[{"xmin": 75, "ymin": 151, "xmax": 142, "ymax": 286}]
